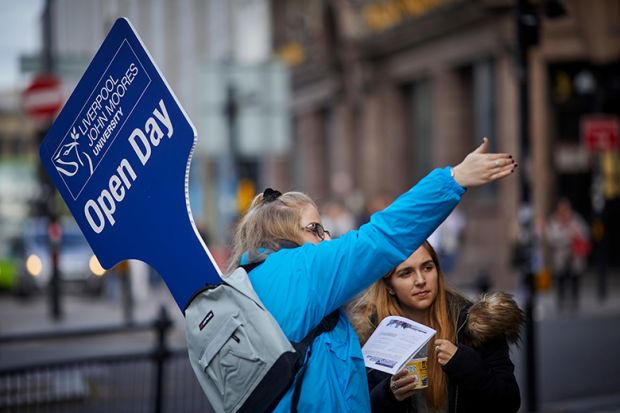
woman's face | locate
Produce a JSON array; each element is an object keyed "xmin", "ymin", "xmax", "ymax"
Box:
[
  {"xmin": 387, "ymin": 245, "xmax": 439, "ymax": 319},
  {"xmin": 300, "ymin": 204, "xmax": 331, "ymax": 245}
]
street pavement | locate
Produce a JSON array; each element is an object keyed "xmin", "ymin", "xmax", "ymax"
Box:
[
  {"xmin": 1, "ymin": 269, "xmax": 620, "ymax": 412},
  {"xmin": 513, "ymin": 269, "xmax": 620, "ymax": 413}
]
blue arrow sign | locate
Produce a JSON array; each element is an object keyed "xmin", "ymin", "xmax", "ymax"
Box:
[{"xmin": 39, "ymin": 18, "xmax": 221, "ymax": 310}]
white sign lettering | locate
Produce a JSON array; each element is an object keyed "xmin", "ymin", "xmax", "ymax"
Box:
[{"xmin": 83, "ymin": 99, "xmax": 174, "ymax": 234}]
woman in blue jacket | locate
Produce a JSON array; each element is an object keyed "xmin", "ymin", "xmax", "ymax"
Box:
[{"xmin": 227, "ymin": 138, "xmax": 516, "ymax": 412}]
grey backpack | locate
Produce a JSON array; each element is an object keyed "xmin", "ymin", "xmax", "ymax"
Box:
[{"xmin": 184, "ymin": 263, "xmax": 338, "ymax": 413}]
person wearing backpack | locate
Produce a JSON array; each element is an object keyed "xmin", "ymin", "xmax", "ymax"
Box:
[{"xmin": 224, "ymin": 138, "xmax": 516, "ymax": 412}]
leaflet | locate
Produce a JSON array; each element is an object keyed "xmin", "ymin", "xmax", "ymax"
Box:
[{"xmin": 362, "ymin": 315, "xmax": 436, "ymax": 375}]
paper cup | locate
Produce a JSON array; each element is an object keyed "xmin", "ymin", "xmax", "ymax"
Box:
[{"xmin": 404, "ymin": 357, "xmax": 429, "ymax": 389}]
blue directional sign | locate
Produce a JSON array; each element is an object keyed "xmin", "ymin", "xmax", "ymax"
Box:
[{"xmin": 39, "ymin": 18, "xmax": 221, "ymax": 310}]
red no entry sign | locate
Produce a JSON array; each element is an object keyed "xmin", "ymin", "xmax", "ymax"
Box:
[
  {"xmin": 22, "ymin": 74, "xmax": 64, "ymax": 121},
  {"xmin": 582, "ymin": 115, "xmax": 619, "ymax": 152}
]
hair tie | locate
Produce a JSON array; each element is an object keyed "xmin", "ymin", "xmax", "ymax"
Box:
[{"xmin": 262, "ymin": 188, "xmax": 282, "ymax": 203}]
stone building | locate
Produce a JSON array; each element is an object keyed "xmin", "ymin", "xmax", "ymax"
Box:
[{"xmin": 269, "ymin": 0, "xmax": 620, "ymax": 288}]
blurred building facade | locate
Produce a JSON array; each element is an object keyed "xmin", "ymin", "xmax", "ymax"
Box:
[
  {"xmin": 270, "ymin": 0, "xmax": 620, "ymax": 289},
  {"xmin": 6, "ymin": 0, "xmax": 619, "ymax": 287},
  {"xmin": 0, "ymin": 91, "xmax": 38, "ymax": 158},
  {"xmin": 0, "ymin": 91, "xmax": 40, "ymax": 242}
]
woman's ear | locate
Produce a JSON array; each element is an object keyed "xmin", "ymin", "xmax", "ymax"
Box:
[{"xmin": 383, "ymin": 277, "xmax": 396, "ymax": 296}]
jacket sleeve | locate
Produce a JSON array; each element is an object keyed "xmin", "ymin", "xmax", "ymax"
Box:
[
  {"xmin": 291, "ymin": 167, "xmax": 465, "ymax": 325},
  {"xmin": 367, "ymin": 369, "xmax": 411, "ymax": 413},
  {"xmin": 442, "ymin": 338, "xmax": 521, "ymax": 412}
]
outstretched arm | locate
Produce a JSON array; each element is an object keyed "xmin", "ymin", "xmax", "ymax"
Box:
[
  {"xmin": 258, "ymin": 138, "xmax": 518, "ymax": 335},
  {"xmin": 306, "ymin": 137, "xmax": 518, "ymax": 311}
]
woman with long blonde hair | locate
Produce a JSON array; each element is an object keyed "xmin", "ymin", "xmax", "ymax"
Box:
[{"xmin": 350, "ymin": 241, "xmax": 524, "ymax": 413}]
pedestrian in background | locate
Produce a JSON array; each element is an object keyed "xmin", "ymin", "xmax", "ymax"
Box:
[
  {"xmin": 428, "ymin": 207, "xmax": 465, "ymax": 276},
  {"xmin": 321, "ymin": 199, "xmax": 356, "ymax": 238},
  {"xmin": 350, "ymin": 241, "xmax": 524, "ymax": 413},
  {"xmin": 546, "ymin": 197, "xmax": 590, "ymax": 311},
  {"xmin": 225, "ymin": 139, "xmax": 517, "ymax": 412},
  {"xmin": 357, "ymin": 192, "xmax": 393, "ymax": 227}
]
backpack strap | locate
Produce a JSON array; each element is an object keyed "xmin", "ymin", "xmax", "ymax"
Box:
[
  {"xmin": 183, "ymin": 259, "xmax": 266, "ymax": 314},
  {"xmin": 239, "ymin": 260, "xmax": 264, "ymax": 273},
  {"xmin": 183, "ymin": 282, "xmax": 219, "ymax": 314},
  {"xmin": 290, "ymin": 310, "xmax": 340, "ymax": 413}
]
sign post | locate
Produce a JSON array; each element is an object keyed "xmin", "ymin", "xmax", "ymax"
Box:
[
  {"xmin": 39, "ymin": 18, "xmax": 221, "ymax": 311},
  {"xmin": 23, "ymin": 73, "xmax": 65, "ymax": 320}
]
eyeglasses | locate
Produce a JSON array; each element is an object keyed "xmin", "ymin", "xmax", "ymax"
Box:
[{"xmin": 303, "ymin": 222, "xmax": 331, "ymax": 241}]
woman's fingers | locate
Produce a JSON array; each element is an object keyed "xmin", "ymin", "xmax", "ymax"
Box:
[
  {"xmin": 491, "ymin": 161, "xmax": 518, "ymax": 175},
  {"xmin": 398, "ymin": 380, "xmax": 418, "ymax": 398},
  {"xmin": 392, "ymin": 369, "xmax": 408, "ymax": 381},
  {"xmin": 488, "ymin": 153, "xmax": 513, "ymax": 161},
  {"xmin": 482, "ymin": 165, "xmax": 515, "ymax": 183},
  {"xmin": 489, "ymin": 164, "xmax": 517, "ymax": 181},
  {"xmin": 435, "ymin": 338, "xmax": 459, "ymax": 366},
  {"xmin": 490, "ymin": 157, "xmax": 516, "ymax": 169},
  {"xmin": 391, "ymin": 372, "xmax": 418, "ymax": 401},
  {"xmin": 473, "ymin": 137, "xmax": 489, "ymax": 154}
]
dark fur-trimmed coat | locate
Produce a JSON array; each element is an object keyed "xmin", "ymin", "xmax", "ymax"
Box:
[{"xmin": 366, "ymin": 291, "xmax": 524, "ymax": 413}]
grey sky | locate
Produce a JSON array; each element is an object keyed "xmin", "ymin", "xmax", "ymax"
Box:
[{"xmin": 0, "ymin": 0, "xmax": 43, "ymax": 90}]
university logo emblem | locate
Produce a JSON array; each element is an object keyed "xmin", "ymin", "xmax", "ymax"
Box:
[{"xmin": 53, "ymin": 127, "xmax": 94, "ymax": 178}]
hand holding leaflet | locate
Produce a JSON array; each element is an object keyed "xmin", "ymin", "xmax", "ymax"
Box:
[{"xmin": 362, "ymin": 315, "xmax": 436, "ymax": 375}]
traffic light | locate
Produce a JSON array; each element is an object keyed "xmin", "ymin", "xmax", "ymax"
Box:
[{"xmin": 517, "ymin": 0, "xmax": 540, "ymax": 50}]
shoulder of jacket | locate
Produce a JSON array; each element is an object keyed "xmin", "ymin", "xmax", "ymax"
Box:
[{"xmin": 464, "ymin": 291, "xmax": 525, "ymax": 347}]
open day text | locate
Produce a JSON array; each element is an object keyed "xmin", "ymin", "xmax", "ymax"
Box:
[{"xmin": 83, "ymin": 99, "xmax": 174, "ymax": 234}]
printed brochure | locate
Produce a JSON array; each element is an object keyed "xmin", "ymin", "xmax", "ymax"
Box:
[{"xmin": 362, "ymin": 315, "xmax": 436, "ymax": 375}]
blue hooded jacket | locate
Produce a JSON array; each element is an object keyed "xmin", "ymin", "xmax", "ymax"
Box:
[{"xmin": 244, "ymin": 167, "xmax": 465, "ymax": 412}]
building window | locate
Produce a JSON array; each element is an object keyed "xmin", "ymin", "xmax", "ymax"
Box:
[
  {"xmin": 472, "ymin": 58, "xmax": 496, "ymax": 197},
  {"xmin": 408, "ymin": 78, "xmax": 433, "ymax": 182},
  {"xmin": 473, "ymin": 59, "xmax": 496, "ymax": 148}
]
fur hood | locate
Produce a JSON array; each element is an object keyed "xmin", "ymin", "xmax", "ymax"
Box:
[{"xmin": 463, "ymin": 291, "xmax": 525, "ymax": 348}]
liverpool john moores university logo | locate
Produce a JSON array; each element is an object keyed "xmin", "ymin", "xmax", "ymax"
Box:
[
  {"xmin": 52, "ymin": 39, "xmax": 151, "ymax": 200},
  {"xmin": 53, "ymin": 128, "xmax": 94, "ymax": 178}
]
